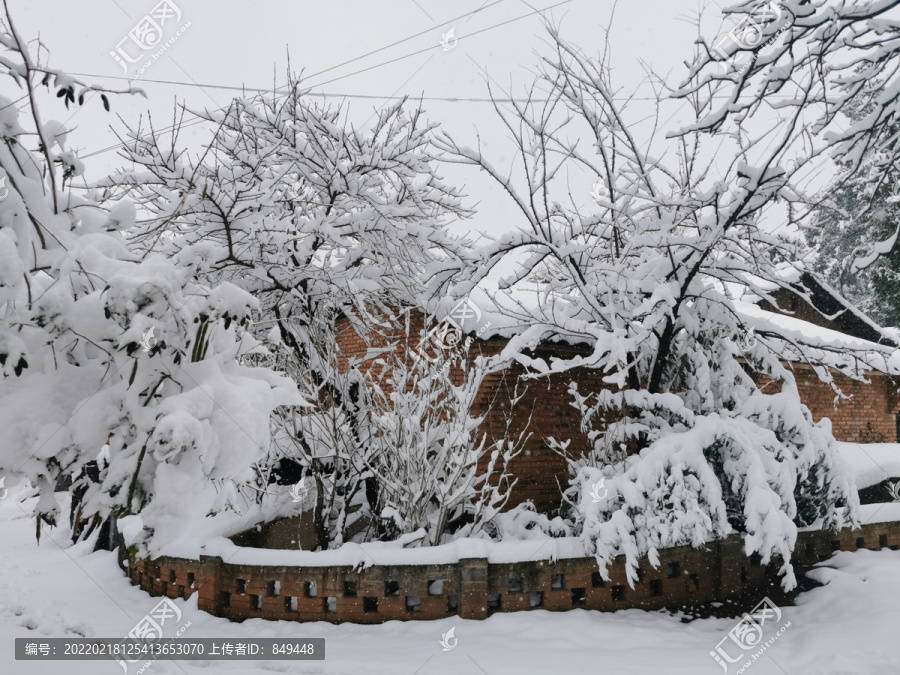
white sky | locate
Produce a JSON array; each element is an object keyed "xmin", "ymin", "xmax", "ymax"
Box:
[{"xmin": 7, "ymin": 0, "xmax": 826, "ymax": 251}]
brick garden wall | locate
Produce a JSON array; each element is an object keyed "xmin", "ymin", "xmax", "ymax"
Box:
[
  {"xmin": 138, "ymin": 305, "xmax": 900, "ymax": 626},
  {"xmin": 119, "ymin": 520, "xmax": 900, "ymax": 624}
]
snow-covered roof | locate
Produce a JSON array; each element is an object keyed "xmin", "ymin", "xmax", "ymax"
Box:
[
  {"xmin": 734, "ymin": 300, "xmax": 886, "ymax": 354},
  {"xmin": 838, "ymin": 442, "xmax": 900, "ymax": 490},
  {"xmin": 430, "ymin": 278, "xmax": 900, "ymax": 374},
  {"xmin": 447, "ymin": 285, "xmax": 887, "ymax": 350},
  {"xmin": 798, "ymin": 273, "xmax": 895, "ymax": 344}
]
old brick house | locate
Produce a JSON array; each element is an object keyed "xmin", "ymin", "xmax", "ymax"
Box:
[
  {"xmin": 335, "ymin": 272, "xmax": 900, "ymax": 516},
  {"xmin": 125, "ymin": 277, "xmax": 900, "ymax": 625}
]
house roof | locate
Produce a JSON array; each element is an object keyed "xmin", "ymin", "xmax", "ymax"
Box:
[
  {"xmin": 436, "ymin": 273, "xmax": 900, "ymax": 374},
  {"xmin": 783, "ymin": 272, "xmax": 896, "ymax": 347}
]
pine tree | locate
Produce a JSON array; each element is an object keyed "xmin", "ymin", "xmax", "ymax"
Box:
[{"xmin": 807, "ymin": 99, "xmax": 900, "ymax": 327}]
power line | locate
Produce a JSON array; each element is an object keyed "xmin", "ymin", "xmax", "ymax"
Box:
[
  {"xmin": 80, "ymin": 0, "xmax": 573, "ymax": 160},
  {"xmin": 301, "ymin": 0, "xmax": 510, "ymax": 82},
  {"xmin": 306, "ymin": 0, "xmax": 574, "ymax": 90},
  {"xmin": 0, "ymin": 94, "xmax": 29, "ymax": 113},
  {"xmin": 63, "ymin": 70, "xmax": 809, "ymax": 108},
  {"xmin": 59, "ymin": 72, "xmax": 677, "ymax": 103},
  {"xmin": 72, "ymin": 0, "xmax": 513, "ymax": 97},
  {"xmin": 67, "ymin": 72, "xmax": 270, "ymax": 95},
  {"xmin": 80, "ymin": 0, "xmax": 572, "ymax": 95}
]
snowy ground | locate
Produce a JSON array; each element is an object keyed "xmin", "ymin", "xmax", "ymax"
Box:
[{"xmin": 2, "ymin": 488, "xmax": 900, "ymax": 675}]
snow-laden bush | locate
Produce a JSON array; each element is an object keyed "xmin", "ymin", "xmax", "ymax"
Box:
[
  {"xmin": 363, "ymin": 346, "xmax": 527, "ymax": 546},
  {"xmin": 556, "ymin": 356, "xmax": 856, "ymax": 590},
  {"xmin": 257, "ymin": 310, "xmax": 531, "ymax": 550},
  {"xmin": 259, "ymin": 314, "xmax": 375, "ymax": 551},
  {"xmin": 0, "ymin": 16, "xmax": 297, "ymax": 553}
]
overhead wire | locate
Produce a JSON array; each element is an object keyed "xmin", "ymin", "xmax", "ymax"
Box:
[
  {"xmin": 70, "ymin": 0, "xmax": 513, "ymax": 96},
  {"xmin": 79, "ymin": 0, "xmax": 574, "ymax": 159},
  {"xmin": 60, "ymin": 73, "xmax": 685, "ymax": 103}
]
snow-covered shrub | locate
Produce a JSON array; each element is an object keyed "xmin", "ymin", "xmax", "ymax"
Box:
[
  {"xmin": 556, "ymin": 359, "xmax": 856, "ymax": 590},
  {"xmin": 256, "ymin": 313, "xmax": 376, "ymax": 551},
  {"xmin": 491, "ymin": 501, "xmax": 572, "ymax": 542},
  {"xmin": 363, "ymin": 344, "xmax": 527, "ymax": 546},
  {"xmin": 0, "ymin": 16, "xmax": 298, "ymax": 553}
]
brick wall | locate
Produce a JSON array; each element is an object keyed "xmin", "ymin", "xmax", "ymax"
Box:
[
  {"xmin": 753, "ymin": 287, "xmax": 900, "ymax": 440},
  {"xmin": 118, "ymin": 520, "xmax": 900, "ymax": 624},
  {"xmin": 767, "ymin": 364, "xmax": 900, "ymax": 443},
  {"xmin": 334, "ymin": 313, "xmax": 622, "ymax": 513},
  {"xmin": 334, "ymin": 311, "xmax": 900, "ymax": 514},
  {"xmin": 469, "ymin": 342, "xmax": 619, "ymax": 513}
]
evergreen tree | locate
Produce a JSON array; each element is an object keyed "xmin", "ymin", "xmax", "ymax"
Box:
[{"xmin": 808, "ymin": 102, "xmax": 900, "ymax": 327}]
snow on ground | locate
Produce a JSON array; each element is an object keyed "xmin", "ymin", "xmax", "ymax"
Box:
[{"xmin": 3, "ymin": 488, "xmax": 900, "ymax": 674}]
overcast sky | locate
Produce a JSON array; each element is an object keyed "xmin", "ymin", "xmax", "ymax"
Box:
[{"xmin": 8, "ymin": 0, "xmax": 809, "ymax": 252}]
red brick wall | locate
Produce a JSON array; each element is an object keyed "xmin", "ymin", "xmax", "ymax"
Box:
[
  {"xmin": 119, "ymin": 520, "xmax": 900, "ymax": 624},
  {"xmin": 754, "ymin": 288, "xmax": 900, "ymax": 439},
  {"xmin": 468, "ymin": 342, "xmax": 619, "ymax": 513},
  {"xmin": 334, "ymin": 312, "xmax": 900, "ymax": 515},
  {"xmin": 759, "ymin": 365, "xmax": 900, "ymax": 443}
]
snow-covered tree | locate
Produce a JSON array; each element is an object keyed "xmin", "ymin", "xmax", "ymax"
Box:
[
  {"xmin": 113, "ymin": 76, "xmax": 472, "ymax": 326},
  {"xmin": 805, "ymin": 91, "xmax": 900, "ymax": 326},
  {"xmin": 109, "ymin": 76, "xmax": 497, "ymax": 548},
  {"xmin": 0, "ymin": 12, "xmax": 298, "ymax": 554},
  {"xmin": 678, "ymin": 0, "xmax": 900, "ymax": 284},
  {"xmin": 434, "ymin": 23, "xmax": 888, "ymax": 589}
]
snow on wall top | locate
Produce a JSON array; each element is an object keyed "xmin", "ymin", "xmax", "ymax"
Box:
[
  {"xmin": 838, "ymin": 442, "xmax": 900, "ymax": 491},
  {"xmin": 124, "ymin": 503, "xmax": 900, "ymax": 568}
]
